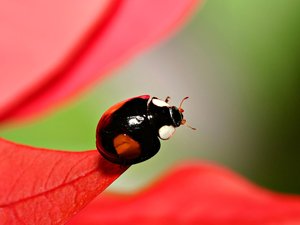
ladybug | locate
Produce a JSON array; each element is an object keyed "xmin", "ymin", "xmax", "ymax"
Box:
[{"xmin": 96, "ymin": 95, "xmax": 195, "ymax": 165}]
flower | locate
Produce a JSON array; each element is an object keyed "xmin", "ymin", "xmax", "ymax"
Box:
[
  {"xmin": 68, "ymin": 162, "xmax": 300, "ymax": 225},
  {"xmin": 1, "ymin": 1, "xmax": 300, "ymax": 225}
]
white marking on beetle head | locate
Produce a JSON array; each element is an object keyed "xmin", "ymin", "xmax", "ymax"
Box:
[
  {"xmin": 152, "ymin": 98, "xmax": 170, "ymax": 107},
  {"xmin": 158, "ymin": 125, "xmax": 176, "ymax": 140}
]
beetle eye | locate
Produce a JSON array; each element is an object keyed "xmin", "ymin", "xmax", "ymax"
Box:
[{"xmin": 170, "ymin": 107, "xmax": 183, "ymax": 127}]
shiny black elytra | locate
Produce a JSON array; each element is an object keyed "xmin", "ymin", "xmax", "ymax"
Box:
[{"xmin": 96, "ymin": 95, "xmax": 194, "ymax": 165}]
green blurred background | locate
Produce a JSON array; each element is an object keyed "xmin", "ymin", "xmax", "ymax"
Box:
[{"xmin": 1, "ymin": 1, "xmax": 300, "ymax": 193}]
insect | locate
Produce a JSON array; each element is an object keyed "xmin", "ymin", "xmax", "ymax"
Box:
[{"xmin": 96, "ymin": 95, "xmax": 195, "ymax": 165}]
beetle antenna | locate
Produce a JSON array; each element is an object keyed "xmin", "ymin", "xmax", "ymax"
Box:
[
  {"xmin": 181, "ymin": 118, "xmax": 196, "ymax": 130},
  {"xmin": 178, "ymin": 96, "xmax": 189, "ymax": 113},
  {"xmin": 185, "ymin": 123, "xmax": 197, "ymax": 130}
]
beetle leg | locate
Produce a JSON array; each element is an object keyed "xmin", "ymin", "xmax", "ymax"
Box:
[
  {"xmin": 165, "ymin": 96, "xmax": 171, "ymax": 103},
  {"xmin": 146, "ymin": 97, "xmax": 152, "ymax": 110}
]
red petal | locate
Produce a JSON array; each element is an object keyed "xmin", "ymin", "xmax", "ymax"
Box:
[
  {"xmin": 0, "ymin": 0, "xmax": 201, "ymax": 124},
  {"xmin": 68, "ymin": 162, "xmax": 300, "ymax": 225},
  {"xmin": 0, "ymin": 0, "xmax": 116, "ymax": 123},
  {"xmin": 0, "ymin": 138, "xmax": 127, "ymax": 224}
]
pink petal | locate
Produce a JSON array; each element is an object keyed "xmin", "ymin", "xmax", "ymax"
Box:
[
  {"xmin": 0, "ymin": 0, "xmax": 201, "ymax": 124},
  {"xmin": 68, "ymin": 162, "xmax": 300, "ymax": 225},
  {"xmin": 0, "ymin": 138, "xmax": 128, "ymax": 224}
]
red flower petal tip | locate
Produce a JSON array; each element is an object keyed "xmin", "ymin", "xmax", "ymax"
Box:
[
  {"xmin": 0, "ymin": 138, "xmax": 128, "ymax": 225},
  {"xmin": 68, "ymin": 162, "xmax": 300, "ymax": 225}
]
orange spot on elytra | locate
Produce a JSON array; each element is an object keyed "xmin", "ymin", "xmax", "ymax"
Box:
[{"xmin": 113, "ymin": 134, "xmax": 141, "ymax": 160}]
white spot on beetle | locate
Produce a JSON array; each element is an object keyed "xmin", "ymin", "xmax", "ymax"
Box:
[
  {"xmin": 158, "ymin": 125, "xmax": 176, "ymax": 140},
  {"xmin": 152, "ymin": 98, "xmax": 170, "ymax": 107}
]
